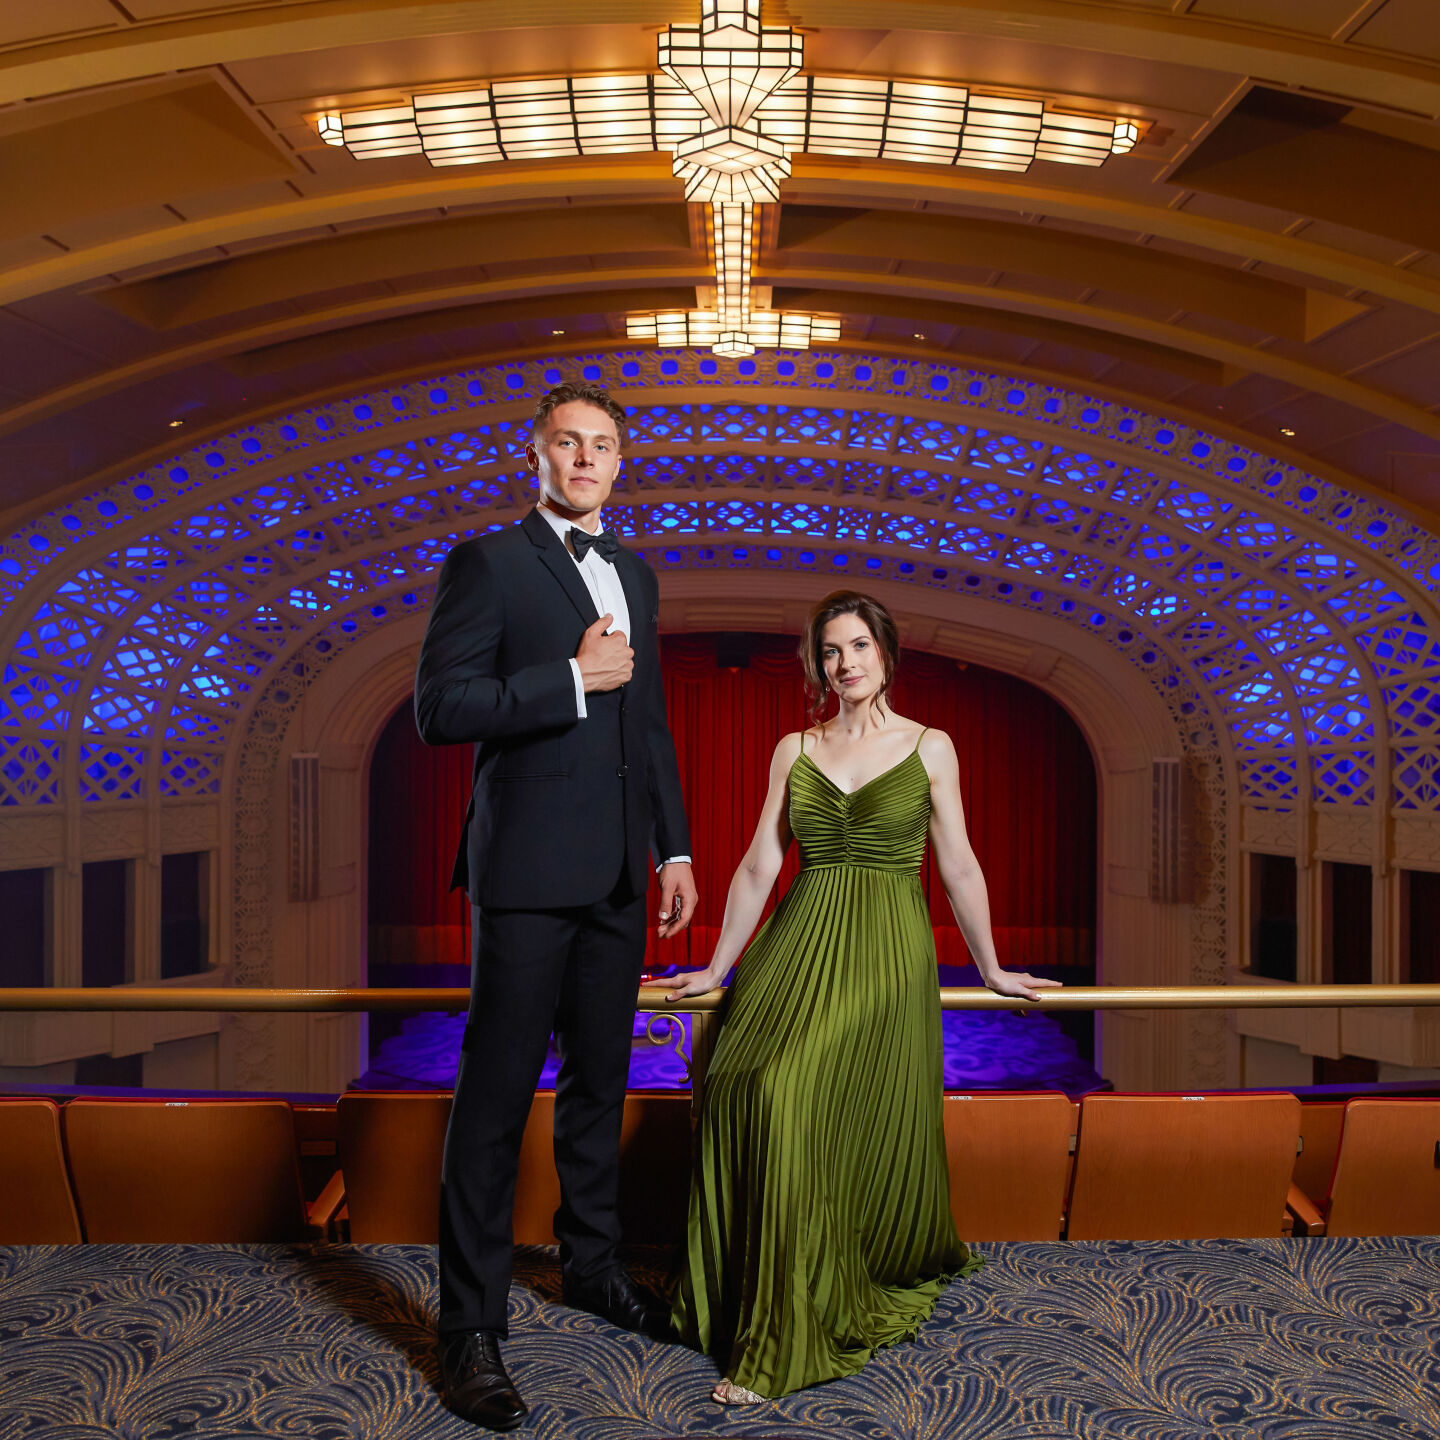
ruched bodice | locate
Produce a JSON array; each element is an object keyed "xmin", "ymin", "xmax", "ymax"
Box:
[
  {"xmin": 674, "ymin": 729, "xmax": 980, "ymax": 1398},
  {"xmin": 788, "ymin": 747, "xmax": 930, "ymax": 874}
]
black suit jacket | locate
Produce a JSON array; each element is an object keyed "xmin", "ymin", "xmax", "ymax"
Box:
[{"xmin": 414, "ymin": 507, "xmax": 690, "ymax": 910}]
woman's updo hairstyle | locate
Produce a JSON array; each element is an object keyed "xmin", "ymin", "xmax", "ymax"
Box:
[{"xmin": 799, "ymin": 590, "xmax": 900, "ymax": 724}]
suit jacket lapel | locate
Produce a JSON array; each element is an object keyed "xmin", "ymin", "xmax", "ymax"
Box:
[{"xmin": 523, "ymin": 507, "xmax": 599, "ymax": 626}]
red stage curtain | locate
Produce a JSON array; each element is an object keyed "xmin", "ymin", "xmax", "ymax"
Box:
[{"xmin": 367, "ymin": 634, "xmax": 1096, "ymax": 975}]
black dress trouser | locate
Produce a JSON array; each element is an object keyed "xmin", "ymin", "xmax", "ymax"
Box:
[{"xmin": 437, "ymin": 871, "xmax": 647, "ymax": 1338}]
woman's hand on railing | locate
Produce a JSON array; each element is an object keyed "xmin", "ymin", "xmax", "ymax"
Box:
[
  {"xmin": 652, "ymin": 965, "xmax": 728, "ymax": 1003},
  {"xmin": 984, "ymin": 970, "xmax": 1066, "ymax": 1003}
]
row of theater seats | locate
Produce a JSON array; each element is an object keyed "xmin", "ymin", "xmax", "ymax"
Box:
[{"xmin": 2, "ymin": 1091, "xmax": 1436, "ymax": 1246}]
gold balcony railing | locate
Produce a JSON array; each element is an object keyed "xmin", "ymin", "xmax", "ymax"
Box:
[{"xmin": 1, "ymin": 984, "xmax": 1438, "ymax": 1012}]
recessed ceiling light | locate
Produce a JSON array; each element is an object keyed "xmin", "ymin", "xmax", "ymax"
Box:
[
  {"xmin": 1279, "ymin": 426, "xmax": 1296, "ymax": 437},
  {"xmin": 912, "ymin": 332, "xmax": 926, "ymax": 341},
  {"xmin": 168, "ymin": 419, "xmax": 185, "ymax": 428},
  {"xmin": 551, "ymin": 328, "xmax": 565, "ymax": 335}
]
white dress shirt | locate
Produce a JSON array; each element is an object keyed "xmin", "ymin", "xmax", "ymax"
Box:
[{"xmin": 534, "ymin": 504, "xmax": 688, "ymax": 870}]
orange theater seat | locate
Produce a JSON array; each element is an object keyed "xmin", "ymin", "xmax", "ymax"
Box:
[
  {"xmin": 0, "ymin": 1099, "xmax": 83, "ymax": 1243},
  {"xmin": 1066, "ymin": 1092, "xmax": 1300, "ymax": 1240},
  {"xmin": 1320, "ymin": 1099, "xmax": 1440, "ymax": 1237},
  {"xmin": 337, "ymin": 1091, "xmax": 452, "ymax": 1243},
  {"xmin": 942, "ymin": 1092, "xmax": 1074, "ymax": 1241},
  {"xmin": 62, "ymin": 1098, "xmax": 321, "ymax": 1243}
]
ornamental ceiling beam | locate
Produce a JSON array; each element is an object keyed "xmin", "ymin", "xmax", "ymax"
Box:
[{"xmin": 3, "ymin": 0, "xmax": 1436, "ymax": 116}]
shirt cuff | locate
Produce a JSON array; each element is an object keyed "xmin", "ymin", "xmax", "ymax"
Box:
[
  {"xmin": 569, "ymin": 658, "xmax": 587, "ymax": 719},
  {"xmin": 656, "ymin": 855, "xmax": 692, "ymax": 873}
]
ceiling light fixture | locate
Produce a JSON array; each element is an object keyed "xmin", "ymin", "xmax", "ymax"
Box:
[
  {"xmin": 168, "ymin": 419, "xmax": 185, "ymax": 428},
  {"xmin": 1279, "ymin": 426, "xmax": 1297, "ymax": 437}
]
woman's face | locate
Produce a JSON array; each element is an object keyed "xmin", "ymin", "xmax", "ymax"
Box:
[{"xmin": 819, "ymin": 614, "xmax": 885, "ymax": 706}]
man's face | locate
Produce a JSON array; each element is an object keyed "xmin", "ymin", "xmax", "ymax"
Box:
[{"xmin": 526, "ymin": 400, "xmax": 622, "ymax": 523}]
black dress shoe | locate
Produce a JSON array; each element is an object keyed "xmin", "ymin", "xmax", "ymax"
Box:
[
  {"xmin": 440, "ymin": 1330, "xmax": 528, "ymax": 1432},
  {"xmin": 561, "ymin": 1268, "xmax": 673, "ymax": 1341}
]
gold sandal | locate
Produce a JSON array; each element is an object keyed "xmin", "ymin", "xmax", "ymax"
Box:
[{"xmin": 712, "ymin": 1379, "xmax": 767, "ymax": 1406}]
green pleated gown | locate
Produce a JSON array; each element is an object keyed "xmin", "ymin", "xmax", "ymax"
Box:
[{"xmin": 673, "ymin": 734, "xmax": 983, "ymax": 1398}]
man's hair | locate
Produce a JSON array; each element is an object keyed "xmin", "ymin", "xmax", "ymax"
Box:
[{"xmin": 531, "ymin": 381, "xmax": 628, "ymax": 447}]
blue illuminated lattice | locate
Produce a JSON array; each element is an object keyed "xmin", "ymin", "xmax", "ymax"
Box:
[
  {"xmin": 935, "ymin": 524, "xmax": 1002, "ymax": 560},
  {"xmin": 386, "ymin": 493, "xmax": 449, "ymax": 528},
  {"xmin": 838, "ymin": 462, "xmax": 888, "ymax": 496},
  {"xmin": 1227, "ymin": 581, "xmax": 1289, "ymax": 627},
  {"xmin": 177, "ymin": 667, "xmax": 248, "ymax": 709},
  {"xmin": 1058, "ymin": 553, "xmax": 1108, "ymax": 589},
  {"xmin": 55, "ymin": 569, "xmax": 141, "ymax": 619},
  {"xmin": 967, "ymin": 430, "xmax": 1045, "ymax": 477},
  {"xmin": 629, "ymin": 456, "xmax": 693, "ymax": 490},
  {"xmin": 1169, "ymin": 617, "xmax": 1228, "ymax": 655},
  {"xmin": 300, "ymin": 461, "xmax": 366, "ymax": 505},
  {"xmin": 646, "ymin": 502, "xmax": 704, "ymax": 534},
  {"xmin": 844, "ymin": 410, "xmax": 896, "ymax": 451},
  {"xmin": 1152, "ymin": 483, "xmax": 1232, "ymax": 535},
  {"xmin": 103, "ymin": 641, "xmax": 176, "ymax": 689},
  {"xmin": 882, "ymin": 469, "xmax": 943, "ymax": 503},
  {"xmin": 1231, "ymin": 709, "xmax": 1296, "ymax": 752},
  {"xmin": 775, "ymin": 503, "xmax": 836, "ymax": 537},
  {"xmin": 872, "ymin": 513, "xmax": 934, "ymax": 547},
  {"xmin": 160, "ymin": 751, "xmax": 222, "ymax": 797},
  {"xmin": 1324, "ymin": 578, "xmax": 1408, "ymax": 630},
  {"xmin": 172, "ymin": 504, "xmax": 253, "ymax": 548},
  {"xmin": 1226, "ymin": 676, "xmax": 1284, "ymax": 709},
  {"xmin": 78, "ymin": 743, "xmax": 144, "ymax": 801},
  {"xmin": 1394, "ymin": 747, "xmax": 1440, "ymax": 809},
  {"xmin": 894, "ymin": 418, "xmax": 968, "ymax": 463},
  {"xmin": 1086, "ymin": 512, "xmax": 1136, "ymax": 551},
  {"xmin": 1213, "ymin": 514, "xmax": 1298, "ymax": 559},
  {"xmin": 278, "ymin": 527, "xmax": 328, "ymax": 564},
  {"xmin": 1040, "ymin": 451, "xmax": 1118, "ymax": 491},
  {"xmin": 0, "ymin": 741, "xmax": 61, "ymax": 805},
  {"xmin": 227, "ymin": 483, "xmax": 305, "ymax": 528},
  {"xmin": 1253, "ymin": 610, "xmax": 1331, "ymax": 655},
  {"xmin": 701, "ymin": 499, "xmax": 762, "ymax": 531},
  {"xmin": 432, "ymin": 428, "xmax": 507, "ymax": 472},
  {"xmin": 164, "ymin": 702, "xmax": 229, "ymax": 744},
  {"xmin": 11, "ymin": 603, "xmax": 106, "ymax": 666},
  {"xmin": 1196, "ymin": 638, "xmax": 1269, "ymax": 687},
  {"xmin": 1272, "ymin": 541, "xmax": 1357, "ymax": 591},
  {"xmin": 1128, "ymin": 527, "xmax": 1191, "ymax": 571},
  {"xmin": 1283, "ymin": 645, "xmax": 1359, "ymax": 696},
  {"xmin": 356, "ymin": 444, "xmax": 427, "ymax": 485},
  {"xmin": 87, "ymin": 685, "xmax": 155, "ymax": 735},
  {"xmin": 1387, "ymin": 682, "xmax": 1440, "ymax": 740},
  {"xmin": 774, "ymin": 406, "xmax": 844, "ymax": 446},
  {"xmin": 1355, "ymin": 617, "xmax": 1440, "ymax": 678},
  {"xmin": 1241, "ymin": 758, "xmax": 1299, "ymax": 803},
  {"xmin": 695, "ymin": 403, "xmax": 767, "ymax": 445},
  {"xmin": 1005, "ymin": 540, "xmax": 1066, "ymax": 577},
  {"xmin": 1107, "ymin": 569, "xmax": 1150, "ymax": 606},
  {"xmin": 0, "ymin": 664, "xmax": 74, "ymax": 729},
  {"xmin": 773, "ymin": 455, "xmax": 834, "ymax": 489},
  {"xmin": 952, "ymin": 480, "xmax": 1025, "ymax": 521},
  {"xmin": 630, "ymin": 405, "xmax": 696, "ymax": 444},
  {"xmin": 1172, "ymin": 557, "xmax": 1244, "ymax": 598},
  {"xmin": 1107, "ymin": 467, "xmax": 1162, "ymax": 508},
  {"xmin": 1025, "ymin": 496, "xmax": 1090, "ymax": 533},
  {"xmin": 133, "ymin": 602, "xmax": 212, "ymax": 650},
  {"xmin": 1303, "ymin": 694, "xmax": 1372, "ymax": 745},
  {"xmin": 1135, "ymin": 591, "xmax": 1188, "ymax": 621},
  {"xmin": 1313, "ymin": 752, "xmax": 1374, "ymax": 805},
  {"xmin": 326, "ymin": 506, "xmax": 393, "ymax": 550},
  {"xmin": 699, "ymin": 454, "xmax": 762, "ymax": 487}
]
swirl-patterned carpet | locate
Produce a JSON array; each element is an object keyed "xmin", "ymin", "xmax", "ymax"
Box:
[{"xmin": 1, "ymin": 1238, "xmax": 1436, "ymax": 1438}]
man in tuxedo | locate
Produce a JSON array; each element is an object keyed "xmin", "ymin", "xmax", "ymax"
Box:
[{"xmin": 414, "ymin": 381, "xmax": 696, "ymax": 1430}]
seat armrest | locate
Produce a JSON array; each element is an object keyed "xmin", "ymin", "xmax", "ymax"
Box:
[
  {"xmin": 305, "ymin": 1169, "xmax": 347, "ymax": 1241},
  {"xmin": 1285, "ymin": 1182, "xmax": 1326, "ymax": 1237}
]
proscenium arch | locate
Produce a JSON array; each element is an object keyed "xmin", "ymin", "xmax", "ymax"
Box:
[
  {"xmin": 6, "ymin": 349, "xmax": 1440, "ymax": 1088},
  {"xmin": 229, "ymin": 562, "xmax": 1200, "ymax": 1095}
]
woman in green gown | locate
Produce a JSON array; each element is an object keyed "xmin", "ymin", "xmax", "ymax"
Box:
[{"xmin": 655, "ymin": 590, "xmax": 1062, "ymax": 1405}]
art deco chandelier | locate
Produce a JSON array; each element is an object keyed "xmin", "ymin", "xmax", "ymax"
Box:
[{"xmin": 317, "ymin": 0, "xmax": 1140, "ymax": 358}]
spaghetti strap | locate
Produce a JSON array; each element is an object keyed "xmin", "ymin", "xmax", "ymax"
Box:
[{"xmin": 912, "ymin": 726, "xmax": 927, "ymax": 753}]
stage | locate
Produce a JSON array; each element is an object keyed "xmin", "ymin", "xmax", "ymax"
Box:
[
  {"xmin": 1, "ymin": 1238, "xmax": 1435, "ymax": 1437},
  {"xmin": 356, "ymin": 999, "xmax": 1107, "ymax": 1096}
]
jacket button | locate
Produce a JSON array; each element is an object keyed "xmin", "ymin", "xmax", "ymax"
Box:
[{"xmin": 616, "ymin": 765, "xmax": 628, "ymax": 777}]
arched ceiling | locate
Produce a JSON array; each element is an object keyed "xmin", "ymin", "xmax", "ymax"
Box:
[{"xmin": 4, "ymin": 0, "xmax": 1440, "ymax": 528}]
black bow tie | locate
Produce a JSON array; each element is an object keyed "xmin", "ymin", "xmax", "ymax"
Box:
[{"xmin": 570, "ymin": 527, "xmax": 619, "ymax": 564}]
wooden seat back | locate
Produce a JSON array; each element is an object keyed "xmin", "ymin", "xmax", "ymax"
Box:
[
  {"xmin": 0, "ymin": 1099, "xmax": 82, "ymax": 1243},
  {"xmin": 337, "ymin": 1091, "xmax": 452, "ymax": 1243},
  {"xmin": 1066, "ymin": 1092, "xmax": 1300, "ymax": 1240},
  {"xmin": 1325, "ymin": 1099, "xmax": 1440, "ymax": 1237},
  {"xmin": 942, "ymin": 1092, "xmax": 1074, "ymax": 1240},
  {"xmin": 63, "ymin": 1098, "xmax": 308, "ymax": 1242}
]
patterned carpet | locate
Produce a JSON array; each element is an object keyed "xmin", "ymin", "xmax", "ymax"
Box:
[{"xmin": 2, "ymin": 1238, "xmax": 1437, "ymax": 1439}]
